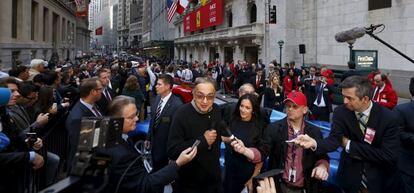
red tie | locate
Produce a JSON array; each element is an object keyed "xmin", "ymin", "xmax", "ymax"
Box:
[{"xmin": 256, "ymin": 76, "xmax": 260, "ymax": 88}]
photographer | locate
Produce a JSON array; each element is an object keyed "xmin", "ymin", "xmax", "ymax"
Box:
[
  {"xmin": 0, "ymin": 82, "xmax": 45, "ymax": 193},
  {"xmin": 105, "ymin": 96, "xmax": 197, "ymax": 193}
]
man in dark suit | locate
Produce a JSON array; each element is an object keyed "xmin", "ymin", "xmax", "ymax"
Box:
[
  {"xmin": 250, "ymin": 68, "xmax": 266, "ymax": 99},
  {"xmin": 96, "ymin": 68, "xmax": 114, "ymax": 115},
  {"xmin": 308, "ymin": 76, "xmax": 333, "ymax": 122},
  {"xmin": 104, "ymin": 95, "xmax": 197, "ymax": 193},
  {"xmin": 65, "ymin": 77, "xmax": 103, "ymax": 172},
  {"xmin": 393, "ymin": 77, "xmax": 414, "ymax": 193},
  {"xmin": 294, "ymin": 76, "xmax": 401, "ymax": 193},
  {"xmin": 147, "ymin": 74, "xmax": 183, "ymax": 174},
  {"xmin": 167, "ymin": 77, "xmax": 222, "ymax": 193}
]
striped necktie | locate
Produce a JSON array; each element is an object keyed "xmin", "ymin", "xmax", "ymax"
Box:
[
  {"xmin": 357, "ymin": 112, "xmax": 368, "ymax": 189},
  {"xmin": 153, "ymin": 99, "xmax": 163, "ymax": 128}
]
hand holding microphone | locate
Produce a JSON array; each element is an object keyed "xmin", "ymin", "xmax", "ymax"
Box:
[
  {"xmin": 231, "ymin": 138, "xmax": 247, "ymax": 155},
  {"xmin": 204, "ymin": 129, "xmax": 217, "ymax": 148}
]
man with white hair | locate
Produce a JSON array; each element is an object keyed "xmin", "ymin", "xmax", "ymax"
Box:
[{"xmin": 28, "ymin": 59, "xmax": 47, "ymax": 81}]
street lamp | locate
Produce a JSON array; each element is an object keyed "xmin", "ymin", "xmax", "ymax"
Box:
[
  {"xmin": 346, "ymin": 39, "xmax": 356, "ymax": 64},
  {"xmin": 278, "ymin": 40, "xmax": 284, "ymax": 65}
]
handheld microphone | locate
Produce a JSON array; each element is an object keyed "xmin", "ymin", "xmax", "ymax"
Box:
[{"xmin": 216, "ymin": 120, "xmax": 236, "ymax": 143}]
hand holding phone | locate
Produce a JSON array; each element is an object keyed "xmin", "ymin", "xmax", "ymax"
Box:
[
  {"xmin": 191, "ymin": 139, "xmax": 200, "ymax": 151},
  {"xmin": 26, "ymin": 133, "xmax": 37, "ymax": 147}
]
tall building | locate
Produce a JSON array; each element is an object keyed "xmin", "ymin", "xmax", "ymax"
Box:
[
  {"xmin": 117, "ymin": 0, "xmax": 131, "ymax": 49},
  {"xmin": 174, "ymin": 0, "xmax": 414, "ymax": 97},
  {"xmin": 129, "ymin": 0, "xmax": 143, "ymax": 49},
  {"xmin": 89, "ymin": 0, "xmax": 118, "ymax": 53},
  {"xmin": 141, "ymin": 0, "xmax": 174, "ymax": 58},
  {"xmin": 0, "ymin": 0, "xmax": 90, "ymax": 68}
]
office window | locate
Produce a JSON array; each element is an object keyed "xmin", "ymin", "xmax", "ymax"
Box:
[
  {"xmin": 12, "ymin": 0, "xmax": 19, "ymax": 38},
  {"xmin": 31, "ymin": 1, "xmax": 39, "ymax": 40},
  {"xmin": 250, "ymin": 4, "xmax": 257, "ymax": 23},
  {"xmin": 369, "ymin": 0, "xmax": 391, "ymax": 10},
  {"xmin": 43, "ymin": 8, "xmax": 49, "ymax": 42},
  {"xmin": 228, "ymin": 11, "xmax": 233, "ymax": 27}
]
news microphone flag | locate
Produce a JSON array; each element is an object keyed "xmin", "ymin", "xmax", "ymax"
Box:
[{"xmin": 167, "ymin": 0, "xmax": 184, "ymax": 22}]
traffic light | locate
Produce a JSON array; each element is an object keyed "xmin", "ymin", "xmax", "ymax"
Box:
[{"xmin": 269, "ymin": 5, "xmax": 277, "ymax": 24}]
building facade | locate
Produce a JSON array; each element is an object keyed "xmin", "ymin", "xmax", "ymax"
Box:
[
  {"xmin": 129, "ymin": 0, "xmax": 143, "ymax": 49},
  {"xmin": 174, "ymin": 0, "xmax": 272, "ymax": 65},
  {"xmin": 174, "ymin": 0, "xmax": 414, "ymax": 97},
  {"xmin": 140, "ymin": 0, "xmax": 178, "ymax": 58},
  {"xmin": 89, "ymin": 0, "xmax": 118, "ymax": 53},
  {"xmin": 0, "ymin": 0, "xmax": 90, "ymax": 68},
  {"xmin": 117, "ymin": 0, "xmax": 131, "ymax": 49}
]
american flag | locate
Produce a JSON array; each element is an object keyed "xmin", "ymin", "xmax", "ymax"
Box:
[{"xmin": 167, "ymin": 0, "xmax": 178, "ymax": 22}]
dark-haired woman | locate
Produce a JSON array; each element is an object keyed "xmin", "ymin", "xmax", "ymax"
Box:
[
  {"xmin": 121, "ymin": 75, "xmax": 145, "ymax": 120},
  {"xmin": 283, "ymin": 68, "xmax": 298, "ymax": 96},
  {"xmin": 222, "ymin": 94, "xmax": 265, "ymax": 193}
]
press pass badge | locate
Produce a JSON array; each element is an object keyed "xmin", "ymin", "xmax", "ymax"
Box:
[
  {"xmin": 289, "ymin": 168, "xmax": 297, "ymax": 183},
  {"xmin": 364, "ymin": 127, "xmax": 376, "ymax": 144}
]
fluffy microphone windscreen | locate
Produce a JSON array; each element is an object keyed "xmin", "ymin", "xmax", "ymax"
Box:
[{"xmin": 335, "ymin": 27, "xmax": 366, "ymax": 42}]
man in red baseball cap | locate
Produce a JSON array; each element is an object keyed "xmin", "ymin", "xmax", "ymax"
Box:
[{"xmin": 256, "ymin": 91, "xmax": 330, "ymax": 193}]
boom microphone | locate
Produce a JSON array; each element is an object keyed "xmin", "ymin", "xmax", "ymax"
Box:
[
  {"xmin": 334, "ymin": 27, "xmax": 366, "ymax": 42},
  {"xmin": 334, "ymin": 24, "xmax": 384, "ymax": 42}
]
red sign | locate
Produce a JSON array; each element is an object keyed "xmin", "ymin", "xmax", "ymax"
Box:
[
  {"xmin": 95, "ymin": 27, "xmax": 103, "ymax": 36},
  {"xmin": 184, "ymin": 0, "xmax": 224, "ymax": 33}
]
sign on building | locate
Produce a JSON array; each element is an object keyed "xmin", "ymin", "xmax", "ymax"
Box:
[
  {"xmin": 184, "ymin": 0, "xmax": 224, "ymax": 33},
  {"xmin": 352, "ymin": 50, "xmax": 378, "ymax": 69}
]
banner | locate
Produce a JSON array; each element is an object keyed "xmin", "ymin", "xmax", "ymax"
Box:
[
  {"xmin": 184, "ymin": 0, "xmax": 223, "ymax": 33},
  {"xmin": 95, "ymin": 27, "xmax": 103, "ymax": 36},
  {"xmin": 75, "ymin": 0, "xmax": 88, "ymax": 17}
]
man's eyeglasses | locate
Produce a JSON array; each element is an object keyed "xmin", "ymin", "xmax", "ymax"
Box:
[
  {"xmin": 194, "ymin": 92, "xmax": 215, "ymax": 101},
  {"xmin": 125, "ymin": 112, "xmax": 139, "ymax": 120},
  {"xmin": 94, "ymin": 87, "xmax": 104, "ymax": 91}
]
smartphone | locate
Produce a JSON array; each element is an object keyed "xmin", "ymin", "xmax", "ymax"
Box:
[
  {"xmin": 26, "ymin": 132, "xmax": 37, "ymax": 147},
  {"xmin": 191, "ymin": 139, "xmax": 201, "ymax": 150},
  {"xmin": 285, "ymin": 139, "xmax": 296, "ymax": 144}
]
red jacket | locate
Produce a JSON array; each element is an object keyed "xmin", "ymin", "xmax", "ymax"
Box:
[
  {"xmin": 372, "ymin": 84, "xmax": 398, "ymax": 109},
  {"xmin": 283, "ymin": 75, "xmax": 298, "ymax": 96}
]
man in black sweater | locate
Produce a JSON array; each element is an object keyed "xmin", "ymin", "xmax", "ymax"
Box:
[{"xmin": 167, "ymin": 77, "xmax": 222, "ymax": 193}]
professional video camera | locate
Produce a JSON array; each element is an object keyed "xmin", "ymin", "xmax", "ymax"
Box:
[{"xmin": 39, "ymin": 117, "xmax": 124, "ymax": 193}]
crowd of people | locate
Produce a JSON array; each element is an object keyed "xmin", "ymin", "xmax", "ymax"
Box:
[{"xmin": 0, "ymin": 54, "xmax": 412, "ymax": 193}]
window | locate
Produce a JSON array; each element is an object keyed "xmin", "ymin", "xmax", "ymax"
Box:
[
  {"xmin": 250, "ymin": 4, "xmax": 257, "ymax": 23},
  {"xmin": 31, "ymin": 1, "xmax": 39, "ymax": 41},
  {"xmin": 228, "ymin": 11, "xmax": 233, "ymax": 27},
  {"xmin": 12, "ymin": 0, "xmax": 19, "ymax": 38},
  {"xmin": 52, "ymin": 13, "xmax": 59, "ymax": 46},
  {"xmin": 369, "ymin": 0, "xmax": 391, "ymax": 11},
  {"xmin": 62, "ymin": 18, "xmax": 66, "ymax": 42},
  {"xmin": 43, "ymin": 8, "xmax": 49, "ymax": 42}
]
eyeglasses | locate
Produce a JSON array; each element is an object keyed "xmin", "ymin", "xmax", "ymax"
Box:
[
  {"xmin": 125, "ymin": 112, "xmax": 139, "ymax": 120},
  {"xmin": 94, "ymin": 87, "xmax": 104, "ymax": 91},
  {"xmin": 194, "ymin": 92, "xmax": 215, "ymax": 101}
]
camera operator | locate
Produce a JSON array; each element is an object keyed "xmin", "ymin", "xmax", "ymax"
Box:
[
  {"xmin": 0, "ymin": 80, "xmax": 45, "ymax": 193},
  {"xmin": 105, "ymin": 96, "xmax": 197, "ymax": 193}
]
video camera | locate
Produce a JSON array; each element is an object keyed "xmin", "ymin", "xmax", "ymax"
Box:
[{"xmin": 39, "ymin": 117, "xmax": 124, "ymax": 193}]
